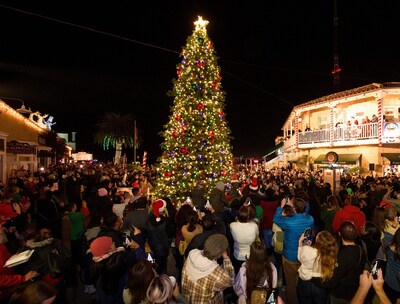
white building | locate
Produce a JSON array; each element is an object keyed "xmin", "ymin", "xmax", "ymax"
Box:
[{"xmin": 268, "ymin": 82, "xmax": 400, "ymax": 176}]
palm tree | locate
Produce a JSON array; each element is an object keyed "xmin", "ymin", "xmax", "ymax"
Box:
[{"xmin": 93, "ymin": 112, "xmax": 140, "ymax": 164}]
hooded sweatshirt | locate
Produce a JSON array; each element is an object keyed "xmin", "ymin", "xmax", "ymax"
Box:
[
  {"xmin": 184, "ymin": 249, "xmax": 218, "ymax": 281},
  {"xmin": 182, "ymin": 249, "xmax": 235, "ymax": 304},
  {"xmin": 332, "ymin": 205, "xmax": 366, "ymax": 236}
]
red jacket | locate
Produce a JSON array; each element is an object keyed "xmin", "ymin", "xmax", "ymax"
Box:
[
  {"xmin": 332, "ymin": 205, "xmax": 366, "ymax": 236},
  {"xmin": 260, "ymin": 199, "xmax": 278, "ymax": 230},
  {"xmin": 0, "ymin": 243, "xmax": 25, "ymax": 299}
]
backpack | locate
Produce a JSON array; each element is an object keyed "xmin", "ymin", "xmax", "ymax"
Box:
[
  {"xmin": 250, "ymin": 287, "xmax": 279, "ymax": 304},
  {"xmin": 47, "ymin": 239, "xmax": 73, "ymax": 278},
  {"xmin": 272, "ymin": 223, "xmax": 284, "ymax": 254}
]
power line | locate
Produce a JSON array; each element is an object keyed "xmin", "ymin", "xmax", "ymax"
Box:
[
  {"xmin": 0, "ymin": 3, "xmax": 303, "ymax": 106},
  {"xmin": 0, "ymin": 3, "xmax": 180, "ymax": 56},
  {"xmin": 221, "ymin": 59, "xmax": 380, "ymax": 83},
  {"xmin": 221, "ymin": 69, "xmax": 294, "ymax": 107}
]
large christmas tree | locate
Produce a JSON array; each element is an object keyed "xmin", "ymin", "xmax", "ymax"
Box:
[{"xmin": 156, "ymin": 16, "xmax": 234, "ymax": 201}]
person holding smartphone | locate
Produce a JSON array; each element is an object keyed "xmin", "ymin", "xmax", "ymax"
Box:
[
  {"xmin": 273, "ymin": 196, "xmax": 314, "ymax": 304},
  {"xmin": 181, "ymin": 209, "xmax": 203, "ymax": 257},
  {"xmin": 297, "ymin": 230, "xmax": 338, "ymax": 304},
  {"xmin": 351, "ymin": 269, "xmax": 391, "ymax": 304},
  {"xmin": 320, "ymin": 221, "xmax": 368, "ymax": 303},
  {"xmin": 382, "ymin": 228, "xmax": 400, "ymax": 303}
]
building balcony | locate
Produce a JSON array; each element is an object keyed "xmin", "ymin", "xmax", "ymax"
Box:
[{"xmin": 284, "ymin": 122, "xmax": 382, "ymax": 151}]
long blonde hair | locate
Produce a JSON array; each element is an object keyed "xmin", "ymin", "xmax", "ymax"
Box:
[{"xmin": 314, "ymin": 230, "xmax": 338, "ymax": 281}]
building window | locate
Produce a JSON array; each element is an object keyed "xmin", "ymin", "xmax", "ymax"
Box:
[
  {"xmin": 0, "ymin": 139, "xmax": 4, "ymax": 151},
  {"xmin": 384, "ymin": 106, "xmax": 399, "ymax": 122},
  {"xmin": 318, "ymin": 116, "xmax": 329, "ymax": 129}
]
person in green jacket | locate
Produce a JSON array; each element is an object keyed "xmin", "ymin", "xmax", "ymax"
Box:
[{"xmin": 68, "ymin": 201, "xmax": 85, "ymax": 265}]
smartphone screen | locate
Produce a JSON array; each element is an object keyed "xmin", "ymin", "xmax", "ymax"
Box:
[
  {"xmin": 266, "ymin": 288, "xmax": 278, "ymax": 304},
  {"xmin": 122, "ymin": 235, "xmax": 132, "ymax": 247},
  {"xmin": 304, "ymin": 228, "xmax": 311, "ymax": 239},
  {"xmin": 371, "ymin": 259, "xmax": 380, "ymax": 279}
]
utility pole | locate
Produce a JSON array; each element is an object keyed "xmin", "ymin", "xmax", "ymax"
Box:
[
  {"xmin": 332, "ymin": 0, "xmax": 341, "ymax": 92},
  {"xmin": 134, "ymin": 119, "xmax": 137, "ymax": 163}
]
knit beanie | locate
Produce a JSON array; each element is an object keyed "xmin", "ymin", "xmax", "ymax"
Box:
[
  {"xmin": 98, "ymin": 188, "xmax": 108, "ymax": 197},
  {"xmin": 203, "ymin": 234, "xmax": 228, "ymax": 260},
  {"xmin": 90, "ymin": 236, "xmax": 113, "ymax": 262}
]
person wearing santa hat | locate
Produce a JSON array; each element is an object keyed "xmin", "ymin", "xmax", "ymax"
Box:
[
  {"xmin": 146, "ymin": 199, "xmax": 171, "ymax": 275},
  {"xmin": 240, "ymin": 176, "xmax": 264, "ymax": 223},
  {"xmin": 226, "ymin": 173, "xmax": 242, "ymax": 202}
]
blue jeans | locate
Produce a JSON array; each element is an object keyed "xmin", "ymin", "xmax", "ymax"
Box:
[
  {"xmin": 262, "ymin": 229, "xmax": 273, "ymax": 249},
  {"xmin": 297, "ymin": 278, "xmax": 328, "ymax": 304}
]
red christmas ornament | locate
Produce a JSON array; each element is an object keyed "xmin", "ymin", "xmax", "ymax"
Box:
[
  {"xmin": 165, "ymin": 171, "xmax": 172, "ymax": 178},
  {"xmin": 218, "ymin": 109, "xmax": 224, "ymax": 116},
  {"xmin": 197, "ymin": 60, "xmax": 205, "ymax": 68},
  {"xmin": 208, "ymin": 41, "xmax": 213, "ymax": 49},
  {"xmin": 209, "ymin": 131, "xmax": 216, "ymax": 140},
  {"xmin": 196, "ymin": 103, "xmax": 204, "ymax": 110},
  {"xmin": 175, "ymin": 115, "xmax": 181, "ymax": 122},
  {"xmin": 172, "ymin": 131, "xmax": 178, "ymax": 138},
  {"xmin": 179, "ymin": 147, "xmax": 188, "ymax": 154},
  {"xmin": 211, "ymin": 82, "xmax": 217, "ymax": 89},
  {"xmin": 177, "ymin": 69, "xmax": 183, "ymax": 76}
]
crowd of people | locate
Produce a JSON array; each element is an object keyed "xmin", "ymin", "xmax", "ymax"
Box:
[{"xmin": 0, "ymin": 162, "xmax": 399, "ymax": 304}]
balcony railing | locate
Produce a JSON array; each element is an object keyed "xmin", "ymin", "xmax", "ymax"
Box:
[{"xmin": 298, "ymin": 122, "xmax": 378, "ymax": 144}]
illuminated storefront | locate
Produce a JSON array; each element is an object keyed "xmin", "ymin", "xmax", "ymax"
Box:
[
  {"xmin": 0, "ymin": 99, "xmax": 52, "ymax": 182},
  {"xmin": 279, "ymin": 82, "xmax": 400, "ymax": 176}
]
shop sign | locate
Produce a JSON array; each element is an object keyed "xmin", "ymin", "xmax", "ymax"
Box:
[
  {"xmin": 6, "ymin": 141, "xmax": 37, "ymax": 154},
  {"xmin": 383, "ymin": 123, "xmax": 400, "ymax": 143},
  {"xmin": 325, "ymin": 151, "xmax": 339, "ymax": 164}
]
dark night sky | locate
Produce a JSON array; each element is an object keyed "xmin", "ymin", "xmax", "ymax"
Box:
[{"xmin": 0, "ymin": 1, "xmax": 399, "ymax": 163}]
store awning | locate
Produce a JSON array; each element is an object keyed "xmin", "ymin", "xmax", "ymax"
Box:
[
  {"xmin": 314, "ymin": 154, "xmax": 361, "ymax": 165},
  {"xmin": 262, "ymin": 142, "xmax": 283, "ymax": 159},
  {"xmin": 381, "ymin": 153, "xmax": 400, "ymax": 165}
]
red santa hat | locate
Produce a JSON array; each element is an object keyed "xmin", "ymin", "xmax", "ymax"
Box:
[
  {"xmin": 249, "ymin": 177, "xmax": 259, "ymax": 191},
  {"xmin": 152, "ymin": 199, "xmax": 167, "ymax": 222},
  {"xmin": 231, "ymin": 173, "xmax": 239, "ymax": 183}
]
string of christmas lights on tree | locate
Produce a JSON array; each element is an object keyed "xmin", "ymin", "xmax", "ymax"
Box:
[{"xmin": 156, "ymin": 16, "xmax": 234, "ymax": 201}]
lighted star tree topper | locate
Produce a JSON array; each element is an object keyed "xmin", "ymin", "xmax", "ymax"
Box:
[{"xmin": 156, "ymin": 16, "xmax": 234, "ymax": 201}]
